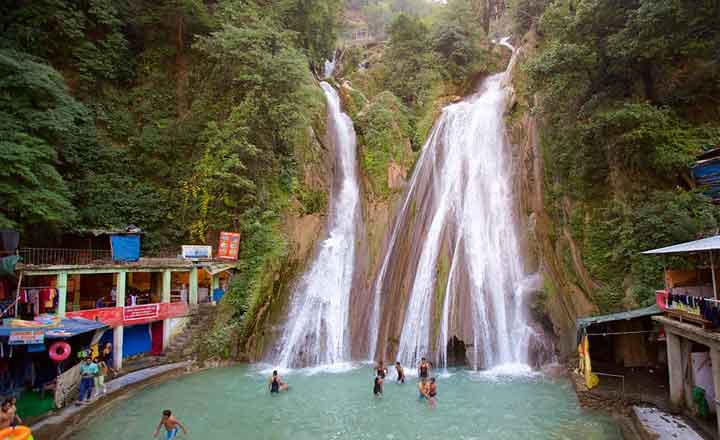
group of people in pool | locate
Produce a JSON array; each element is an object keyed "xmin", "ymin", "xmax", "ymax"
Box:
[
  {"xmin": 266, "ymin": 357, "xmax": 438, "ymax": 407},
  {"xmin": 373, "ymin": 357, "xmax": 437, "ymax": 407}
]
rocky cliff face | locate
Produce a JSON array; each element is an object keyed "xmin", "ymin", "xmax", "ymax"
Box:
[{"xmin": 507, "ymin": 32, "xmax": 598, "ymax": 357}]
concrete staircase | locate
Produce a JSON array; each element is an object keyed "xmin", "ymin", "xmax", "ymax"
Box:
[{"xmin": 163, "ymin": 303, "xmax": 216, "ymax": 361}]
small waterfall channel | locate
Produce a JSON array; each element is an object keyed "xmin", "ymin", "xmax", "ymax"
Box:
[
  {"xmin": 273, "ymin": 79, "xmax": 361, "ymax": 367},
  {"xmin": 368, "ymin": 39, "xmax": 542, "ymax": 370}
]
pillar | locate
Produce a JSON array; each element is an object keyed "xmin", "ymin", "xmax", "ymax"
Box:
[
  {"xmin": 56, "ymin": 272, "xmax": 68, "ymax": 318},
  {"xmin": 189, "ymin": 267, "xmax": 198, "ymax": 305},
  {"xmin": 116, "ymin": 271, "xmax": 126, "ymax": 307},
  {"xmin": 113, "ymin": 325, "xmax": 124, "ymax": 370},
  {"xmin": 710, "ymin": 348, "xmax": 720, "ymax": 437},
  {"xmin": 162, "ymin": 271, "xmax": 171, "ymax": 303},
  {"xmin": 667, "ymin": 331, "xmax": 684, "ymax": 408},
  {"xmin": 681, "ymin": 338, "xmax": 694, "ymax": 410}
]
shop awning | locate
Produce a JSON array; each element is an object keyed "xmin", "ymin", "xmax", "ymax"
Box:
[
  {"xmin": 0, "ymin": 317, "xmax": 107, "ymax": 342},
  {"xmin": 642, "ymin": 235, "xmax": 720, "ymax": 255},
  {"xmin": 203, "ymin": 262, "xmax": 234, "ymax": 276},
  {"xmin": 577, "ymin": 304, "xmax": 662, "ymax": 333}
]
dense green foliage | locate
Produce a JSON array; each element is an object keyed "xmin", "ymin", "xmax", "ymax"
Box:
[
  {"xmin": 0, "ymin": 0, "xmax": 337, "ymax": 248},
  {"xmin": 525, "ymin": 0, "xmax": 720, "ymax": 310},
  {"xmin": 1, "ymin": 0, "xmax": 339, "ymax": 354}
]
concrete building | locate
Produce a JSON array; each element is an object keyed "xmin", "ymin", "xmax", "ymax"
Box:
[
  {"xmin": 645, "ymin": 235, "xmax": 720, "ymax": 437},
  {"xmin": 16, "ymin": 255, "xmax": 232, "ymax": 370}
]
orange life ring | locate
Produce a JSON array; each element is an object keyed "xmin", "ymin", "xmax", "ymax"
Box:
[
  {"xmin": 0, "ymin": 425, "xmax": 32, "ymax": 440},
  {"xmin": 48, "ymin": 341, "xmax": 71, "ymax": 362}
]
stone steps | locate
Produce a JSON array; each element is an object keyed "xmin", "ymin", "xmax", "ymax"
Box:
[{"xmin": 162, "ymin": 305, "xmax": 216, "ymax": 360}]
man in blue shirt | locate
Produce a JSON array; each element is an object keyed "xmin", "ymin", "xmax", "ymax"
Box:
[{"xmin": 77, "ymin": 356, "xmax": 98, "ymax": 405}]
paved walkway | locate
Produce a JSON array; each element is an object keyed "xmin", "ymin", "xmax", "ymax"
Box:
[
  {"xmin": 633, "ymin": 406, "xmax": 704, "ymax": 440},
  {"xmin": 30, "ymin": 361, "xmax": 191, "ymax": 432}
]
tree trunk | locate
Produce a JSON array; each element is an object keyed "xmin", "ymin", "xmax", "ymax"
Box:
[
  {"xmin": 176, "ymin": 14, "xmax": 189, "ymax": 118},
  {"xmin": 482, "ymin": 0, "xmax": 491, "ymax": 35}
]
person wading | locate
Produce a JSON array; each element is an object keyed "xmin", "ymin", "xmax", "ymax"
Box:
[
  {"xmin": 418, "ymin": 357, "xmax": 431, "ymax": 379},
  {"xmin": 373, "ymin": 374, "xmax": 384, "ymax": 397},
  {"xmin": 376, "ymin": 361, "xmax": 388, "ymax": 379},
  {"xmin": 395, "ymin": 361, "xmax": 405, "ymax": 384},
  {"xmin": 269, "ymin": 370, "xmax": 289, "ymax": 393}
]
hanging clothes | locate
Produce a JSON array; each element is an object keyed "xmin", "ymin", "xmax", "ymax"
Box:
[{"xmin": 28, "ymin": 289, "xmax": 40, "ymax": 316}]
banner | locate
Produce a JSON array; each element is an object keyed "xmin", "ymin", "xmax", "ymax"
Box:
[
  {"xmin": 124, "ymin": 304, "xmax": 160, "ymax": 322},
  {"xmin": 181, "ymin": 245, "xmax": 212, "ymax": 260},
  {"xmin": 217, "ymin": 232, "xmax": 241, "ymax": 260},
  {"xmin": 9, "ymin": 330, "xmax": 45, "ymax": 345}
]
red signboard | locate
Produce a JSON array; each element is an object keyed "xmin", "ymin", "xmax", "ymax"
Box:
[
  {"xmin": 124, "ymin": 304, "xmax": 160, "ymax": 322},
  {"xmin": 217, "ymin": 231, "xmax": 241, "ymax": 260},
  {"xmin": 67, "ymin": 302, "xmax": 190, "ymax": 327},
  {"xmin": 67, "ymin": 307, "xmax": 124, "ymax": 326}
]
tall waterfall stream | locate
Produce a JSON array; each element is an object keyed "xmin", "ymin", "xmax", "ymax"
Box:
[{"xmin": 273, "ymin": 81, "xmax": 361, "ymax": 367}]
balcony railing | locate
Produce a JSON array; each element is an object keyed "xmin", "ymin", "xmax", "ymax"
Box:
[{"xmin": 5, "ymin": 248, "xmax": 113, "ymax": 266}]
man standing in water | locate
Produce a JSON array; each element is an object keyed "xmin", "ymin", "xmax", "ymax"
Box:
[
  {"xmin": 269, "ymin": 370, "xmax": 289, "ymax": 393},
  {"xmin": 418, "ymin": 357, "xmax": 431, "ymax": 379},
  {"xmin": 153, "ymin": 409, "xmax": 188, "ymax": 439},
  {"xmin": 373, "ymin": 373, "xmax": 384, "ymax": 397},
  {"xmin": 375, "ymin": 361, "xmax": 388, "ymax": 379},
  {"xmin": 395, "ymin": 361, "xmax": 405, "ymax": 384}
]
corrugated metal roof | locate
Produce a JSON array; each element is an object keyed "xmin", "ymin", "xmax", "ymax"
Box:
[
  {"xmin": 577, "ymin": 304, "xmax": 661, "ymax": 331},
  {"xmin": 642, "ymin": 235, "xmax": 720, "ymax": 255}
]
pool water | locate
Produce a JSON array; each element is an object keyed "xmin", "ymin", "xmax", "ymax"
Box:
[{"xmin": 71, "ymin": 364, "xmax": 621, "ymax": 440}]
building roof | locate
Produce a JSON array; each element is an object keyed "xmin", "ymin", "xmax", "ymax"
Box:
[
  {"xmin": 0, "ymin": 317, "xmax": 107, "ymax": 339},
  {"xmin": 203, "ymin": 262, "xmax": 235, "ymax": 276},
  {"xmin": 577, "ymin": 304, "xmax": 662, "ymax": 332},
  {"xmin": 642, "ymin": 235, "xmax": 720, "ymax": 255}
]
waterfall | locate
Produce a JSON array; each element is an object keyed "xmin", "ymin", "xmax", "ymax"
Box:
[
  {"xmin": 368, "ymin": 40, "xmax": 539, "ymax": 370},
  {"xmin": 274, "ymin": 81, "xmax": 361, "ymax": 367},
  {"xmin": 323, "ymin": 52, "xmax": 337, "ymax": 78}
]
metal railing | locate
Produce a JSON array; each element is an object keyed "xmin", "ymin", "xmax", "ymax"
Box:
[{"xmin": 7, "ymin": 248, "xmax": 113, "ymax": 266}]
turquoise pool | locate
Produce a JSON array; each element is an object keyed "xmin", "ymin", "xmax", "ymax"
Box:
[{"xmin": 71, "ymin": 364, "xmax": 621, "ymax": 440}]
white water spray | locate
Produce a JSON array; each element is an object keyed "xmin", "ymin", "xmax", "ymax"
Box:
[
  {"xmin": 323, "ymin": 53, "xmax": 337, "ymax": 78},
  {"xmin": 274, "ymin": 81, "xmax": 360, "ymax": 367},
  {"xmin": 369, "ymin": 39, "xmax": 539, "ymax": 370}
]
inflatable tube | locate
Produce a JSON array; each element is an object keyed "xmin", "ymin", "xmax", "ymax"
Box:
[
  {"xmin": 0, "ymin": 425, "xmax": 32, "ymax": 440},
  {"xmin": 48, "ymin": 341, "xmax": 71, "ymax": 362}
]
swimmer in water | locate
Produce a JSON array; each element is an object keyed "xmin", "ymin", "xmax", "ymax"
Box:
[
  {"xmin": 153, "ymin": 409, "xmax": 187, "ymax": 439},
  {"xmin": 374, "ymin": 374, "xmax": 384, "ymax": 397},
  {"xmin": 395, "ymin": 361, "xmax": 405, "ymax": 384},
  {"xmin": 269, "ymin": 370, "xmax": 289, "ymax": 393}
]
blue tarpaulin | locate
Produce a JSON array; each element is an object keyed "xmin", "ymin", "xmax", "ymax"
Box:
[
  {"xmin": 692, "ymin": 155, "xmax": 720, "ymax": 201},
  {"xmin": 111, "ymin": 234, "xmax": 141, "ymax": 262},
  {"xmin": 0, "ymin": 317, "xmax": 107, "ymax": 340},
  {"xmin": 123, "ymin": 323, "xmax": 151, "ymax": 357}
]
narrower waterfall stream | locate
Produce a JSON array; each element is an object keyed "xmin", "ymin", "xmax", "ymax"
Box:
[
  {"xmin": 369, "ymin": 40, "xmax": 540, "ymax": 370},
  {"xmin": 274, "ymin": 81, "xmax": 361, "ymax": 367}
]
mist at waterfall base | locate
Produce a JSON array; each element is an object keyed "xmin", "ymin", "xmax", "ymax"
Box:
[
  {"xmin": 270, "ymin": 81, "xmax": 361, "ymax": 367},
  {"xmin": 71, "ymin": 366, "xmax": 622, "ymax": 440},
  {"xmin": 368, "ymin": 41, "xmax": 549, "ymax": 370}
]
